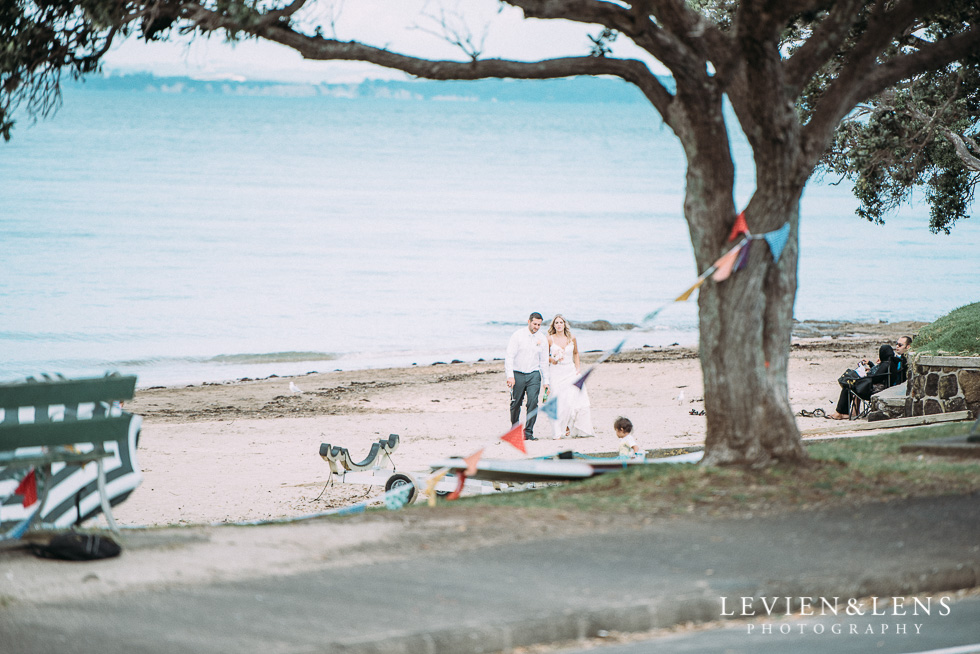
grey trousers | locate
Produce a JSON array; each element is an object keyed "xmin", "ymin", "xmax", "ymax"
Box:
[{"xmin": 510, "ymin": 370, "xmax": 541, "ymax": 437}]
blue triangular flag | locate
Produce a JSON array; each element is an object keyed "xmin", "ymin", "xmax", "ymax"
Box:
[
  {"xmin": 763, "ymin": 223, "xmax": 790, "ymax": 263},
  {"xmin": 541, "ymin": 398, "xmax": 558, "ymax": 420},
  {"xmin": 734, "ymin": 239, "xmax": 752, "ymax": 272},
  {"xmin": 335, "ymin": 502, "xmax": 367, "ymax": 516},
  {"xmin": 641, "ymin": 307, "xmax": 664, "ymax": 325},
  {"xmin": 573, "ymin": 367, "xmax": 594, "ymax": 389},
  {"xmin": 3, "ymin": 506, "xmax": 39, "ymax": 541},
  {"xmin": 597, "ymin": 338, "xmax": 628, "ymax": 364}
]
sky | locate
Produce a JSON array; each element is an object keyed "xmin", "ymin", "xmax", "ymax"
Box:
[{"xmin": 102, "ymin": 0, "xmax": 666, "ymax": 83}]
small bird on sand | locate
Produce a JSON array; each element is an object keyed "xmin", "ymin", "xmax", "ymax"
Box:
[
  {"xmin": 289, "ymin": 382, "xmax": 303, "ymax": 394},
  {"xmin": 676, "ymin": 390, "xmax": 685, "ymax": 404}
]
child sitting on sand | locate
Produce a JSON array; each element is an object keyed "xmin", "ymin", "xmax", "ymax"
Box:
[{"xmin": 614, "ymin": 416, "xmax": 642, "ymax": 458}]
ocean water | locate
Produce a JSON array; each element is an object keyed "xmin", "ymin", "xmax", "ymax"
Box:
[{"xmin": 1, "ymin": 88, "xmax": 978, "ymax": 387}]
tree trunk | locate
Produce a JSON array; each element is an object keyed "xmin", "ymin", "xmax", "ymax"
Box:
[
  {"xmin": 666, "ymin": 83, "xmax": 809, "ymax": 467},
  {"xmin": 695, "ymin": 194, "xmax": 808, "ymax": 467}
]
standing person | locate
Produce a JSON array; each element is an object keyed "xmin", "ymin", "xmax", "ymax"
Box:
[
  {"xmin": 546, "ymin": 314, "xmax": 595, "ymax": 439},
  {"xmin": 894, "ymin": 335, "xmax": 913, "ymax": 384},
  {"xmin": 505, "ymin": 312, "xmax": 550, "ymax": 440}
]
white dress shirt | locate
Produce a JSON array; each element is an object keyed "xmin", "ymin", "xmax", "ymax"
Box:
[{"xmin": 505, "ymin": 326, "xmax": 550, "ymax": 385}]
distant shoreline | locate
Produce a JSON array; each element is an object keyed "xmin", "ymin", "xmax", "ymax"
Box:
[
  {"xmin": 134, "ymin": 318, "xmax": 927, "ymax": 393},
  {"xmin": 66, "ymin": 72, "xmax": 656, "ymax": 103}
]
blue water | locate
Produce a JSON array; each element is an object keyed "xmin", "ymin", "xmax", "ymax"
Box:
[{"xmin": 2, "ymin": 89, "xmax": 978, "ymax": 387}]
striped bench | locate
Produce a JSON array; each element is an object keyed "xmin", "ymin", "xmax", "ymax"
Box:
[{"xmin": 0, "ymin": 374, "xmax": 142, "ymax": 541}]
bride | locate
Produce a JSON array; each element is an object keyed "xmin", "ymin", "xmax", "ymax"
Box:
[{"xmin": 546, "ymin": 314, "xmax": 595, "ymax": 439}]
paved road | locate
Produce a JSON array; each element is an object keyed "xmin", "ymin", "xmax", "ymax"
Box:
[
  {"xmin": 1, "ymin": 493, "xmax": 978, "ymax": 654},
  {"xmin": 556, "ymin": 596, "xmax": 980, "ymax": 654}
]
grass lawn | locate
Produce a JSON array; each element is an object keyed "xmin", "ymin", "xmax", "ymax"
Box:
[{"xmin": 428, "ymin": 421, "xmax": 980, "ymax": 518}]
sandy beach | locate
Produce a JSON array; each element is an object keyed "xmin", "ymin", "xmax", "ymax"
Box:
[{"xmin": 112, "ymin": 320, "xmax": 926, "ymax": 528}]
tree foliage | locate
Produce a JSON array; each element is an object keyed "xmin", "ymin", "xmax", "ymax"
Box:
[
  {"xmin": 821, "ymin": 64, "xmax": 980, "ymax": 233},
  {"xmin": 813, "ymin": 5, "xmax": 980, "ymax": 233}
]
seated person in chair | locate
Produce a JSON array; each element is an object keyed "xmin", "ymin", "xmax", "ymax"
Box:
[
  {"xmin": 894, "ymin": 335, "xmax": 913, "ymax": 384},
  {"xmin": 829, "ymin": 344, "xmax": 902, "ymax": 420}
]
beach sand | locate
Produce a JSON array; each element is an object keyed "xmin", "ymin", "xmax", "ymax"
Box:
[{"xmin": 113, "ymin": 320, "xmax": 926, "ymax": 528}]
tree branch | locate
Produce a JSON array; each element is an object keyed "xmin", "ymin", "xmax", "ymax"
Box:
[
  {"xmin": 902, "ymin": 101, "xmax": 980, "ymax": 173},
  {"xmin": 506, "ymin": 0, "xmax": 646, "ymax": 37},
  {"xmin": 739, "ymin": 0, "xmax": 830, "ymax": 40},
  {"xmin": 862, "ymin": 25, "xmax": 980, "ymax": 106},
  {"xmin": 509, "ymin": 0, "xmax": 732, "ymax": 88},
  {"xmin": 798, "ymin": 0, "xmax": 974, "ymax": 172},
  {"xmin": 273, "ymin": 25, "xmax": 674, "ymax": 118},
  {"xmin": 411, "ymin": 6, "xmax": 488, "ymax": 61},
  {"xmin": 783, "ymin": 0, "xmax": 868, "ymax": 96}
]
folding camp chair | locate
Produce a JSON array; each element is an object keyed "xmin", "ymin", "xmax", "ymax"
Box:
[{"xmin": 847, "ymin": 387, "xmax": 871, "ymax": 420}]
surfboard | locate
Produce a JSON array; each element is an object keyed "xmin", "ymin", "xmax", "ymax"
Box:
[{"xmin": 429, "ymin": 458, "xmax": 595, "ymax": 483}]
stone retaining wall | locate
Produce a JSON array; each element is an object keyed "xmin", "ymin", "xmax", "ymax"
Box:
[{"xmin": 907, "ymin": 355, "xmax": 980, "ymax": 419}]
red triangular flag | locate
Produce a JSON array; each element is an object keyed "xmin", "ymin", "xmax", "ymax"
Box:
[
  {"xmin": 463, "ymin": 448, "xmax": 484, "ymax": 476},
  {"xmin": 728, "ymin": 211, "xmax": 749, "ymax": 242},
  {"xmin": 15, "ymin": 469, "xmax": 37, "ymax": 507},
  {"xmin": 447, "ymin": 471, "xmax": 467, "ymax": 501},
  {"xmin": 500, "ymin": 423, "xmax": 526, "ymax": 453}
]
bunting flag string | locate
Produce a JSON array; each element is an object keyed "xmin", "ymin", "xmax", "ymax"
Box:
[
  {"xmin": 475, "ymin": 219, "xmax": 791, "ymax": 479},
  {"xmin": 309, "ymin": 215, "xmax": 793, "ymax": 514}
]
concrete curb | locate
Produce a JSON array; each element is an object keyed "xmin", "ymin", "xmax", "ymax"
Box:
[{"xmin": 324, "ymin": 566, "xmax": 980, "ymax": 654}]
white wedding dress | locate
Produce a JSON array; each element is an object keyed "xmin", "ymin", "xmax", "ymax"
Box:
[{"xmin": 548, "ymin": 340, "xmax": 595, "ymax": 439}]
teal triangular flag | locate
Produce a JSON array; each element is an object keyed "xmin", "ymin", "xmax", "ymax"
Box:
[
  {"xmin": 764, "ymin": 223, "xmax": 790, "ymax": 263},
  {"xmin": 4, "ymin": 506, "xmax": 39, "ymax": 540},
  {"xmin": 384, "ymin": 484, "xmax": 412, "ymax": 510},
  {"xmin": 641, "ymin": 307, "xmax": 664, "ymax": 325},
  {"xmin": 597, "ymin": 338, "xmax": 628, "ymax": 364},
  {"xmin": 541, "ymin": 398, "xmax": 558, "ymax": 420}
]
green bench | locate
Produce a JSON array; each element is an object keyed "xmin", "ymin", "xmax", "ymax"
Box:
[{"xmin": 0, "ymin": 374, "xmax": 141, "ymax": 541}]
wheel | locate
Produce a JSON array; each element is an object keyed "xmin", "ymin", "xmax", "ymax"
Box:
[{"xmin": 384, "ymin": 473, "xmax": 418, "ymax": 504}]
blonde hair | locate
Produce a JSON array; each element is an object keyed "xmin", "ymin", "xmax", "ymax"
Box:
[{"xmin": 548, "ymin": 314, "xmax": 572, "ymax": 339}]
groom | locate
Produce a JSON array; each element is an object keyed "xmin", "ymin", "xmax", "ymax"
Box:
[{"xmin": 505, "ymin": 312, "xmax": 550, "ymax": 440}]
